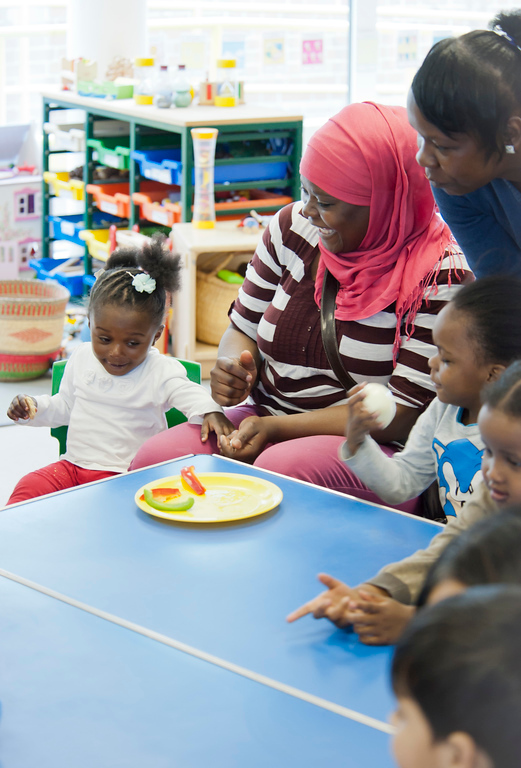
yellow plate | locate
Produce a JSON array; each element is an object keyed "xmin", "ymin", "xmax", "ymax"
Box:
[{"xmin": 135, "ymin": 472, "xmax": 283, "ymax": 523}]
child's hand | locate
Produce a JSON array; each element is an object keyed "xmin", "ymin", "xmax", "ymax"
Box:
[
  {"xmin": 219, "ymin": 415, "xmax": 270, "ymax": 463},
  {"xmin": 286, "ymin": 574, "xmax": 360, "ymax": 627},
  {"xmin": 348, "ymin": 589, "xmax": 416, "ymax": 646},
  {"xmin": 7, "ymin": 395, "xmax": 37, "ymax": 421},
  {"xmin": 345, "ymin": 383, "xmax": 382, "ymax": 455},
  {"xmin": 200, "ymin": 412, "xmax": 234, "ymax": 443}
]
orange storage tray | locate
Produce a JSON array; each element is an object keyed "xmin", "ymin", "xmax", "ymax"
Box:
[
  {"xmin": 87, "ymin": 182, "xmax": 179, "ymax": 220},
  {"xmin": 132, "ymin": 191, "xmax": 182, "ymax": 227}
]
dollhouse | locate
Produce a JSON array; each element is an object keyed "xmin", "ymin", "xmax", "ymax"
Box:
[{"xmin": 0, "ymin": 176, "xmax": 42, "ymax": 279}]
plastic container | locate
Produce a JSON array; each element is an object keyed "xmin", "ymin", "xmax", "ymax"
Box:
[
  {"xmin": 132, "ymin": 192, "xmax": 182, "ymax": 227},
  {"xmin": 80, "ymin": 228, "xmax": 126, "ymax": 262},
  {"xmin": 154, "ymin": 65, "xmax": 173, "ymax": 108},
  {"xmin": 173, "ymin": 64, "xmax": 192, "ymax": 108},
  {"xmin": 215, "ymin": 59, "xmax": 237, "ymax": 107},
  {"xmin": 87, "ymin": 180, "xmax": 178, "ymax": 219},
  {"xmin": 43, "ymin": 171, "xmax": 85, "ymax": 200},
  {"xmin": 87, "ymin": 137, "xmax": 131, "ymax": 170},
  {"xmin": 191, "ymin": 128, "xmax": 218, "ymax": 229},
  {"xmin": 48, "ymin": 211, "xmax": 126, "ymax": 246},
  {"xmin": 29, "ymin": 258, "xmax": 84, "ymax": 296},
  {"xmin": 134, "ymin": 57, "xmax": 155, "ymax": 105}
]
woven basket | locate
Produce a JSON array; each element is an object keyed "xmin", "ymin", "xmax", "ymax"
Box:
[
  {"xmin": 196, "ymin": 253, "xmax": 245, "ymax": 346},
  {"xmin": 0, "ymin": 279, "xmax": 70, "ymax": 380}
]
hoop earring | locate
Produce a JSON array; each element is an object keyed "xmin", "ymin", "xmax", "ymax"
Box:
[{"xmin": 505, "ymin": 144, "xmax": 516, "ymax": 154}]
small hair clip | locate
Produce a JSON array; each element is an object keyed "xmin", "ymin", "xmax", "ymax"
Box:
[
  {"xmin": 128, "ymin": 271, "xmax": 156, "ymax": 294},
  {"xmin": 495, "ymin": 29, "xmax": 521, "ymax": 54}
]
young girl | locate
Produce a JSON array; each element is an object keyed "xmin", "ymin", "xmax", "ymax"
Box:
[
  {"xmin": 408, "ymin": 10, "xmax": 521, "ymax": 279},
  {"xmin": 341, "ymin": 276, "xmax": 521, "ymax": 520},
  {"xmin": 6, "ymin": 238, "xmax": 231, "ymax": 504},
  {"xmin": 287, "ymin": 357, "xmax": 521, "ymax": 642},
  {"xmin": 391, "ymin": 586, "xmax": 521, "ymax": 768}
]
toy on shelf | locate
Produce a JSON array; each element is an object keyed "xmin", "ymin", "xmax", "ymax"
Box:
[
  {"xmin": 173, "ymin": 65, "xmax": 193, "ymax": 108},
  {"xmin": 191, "ymin": 128, "xmax": 218, "ymax": 229},
  {"xmin": 134, "ymin": 58, "xmax": 155, "ymax": 105},
  {"xmin": 215, "ymin": 59, "xmax": 237, "ymax": 107},
  {"xmin": 153, "ymin": 65, "xmax": 173, "ymax": 109}
]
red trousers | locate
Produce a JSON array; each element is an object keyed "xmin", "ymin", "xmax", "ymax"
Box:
[{"xmin": 7, "ymin": 460, "xmax": 119, "ymax": 505}]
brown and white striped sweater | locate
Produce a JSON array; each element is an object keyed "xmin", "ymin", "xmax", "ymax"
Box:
[{"xmin": 230, "ymin": 202, "xmax": 473, "ymax": 417}]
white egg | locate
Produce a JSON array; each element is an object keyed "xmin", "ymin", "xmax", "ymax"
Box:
[{"xmin": 362, "ymin": 383, "xmax": 396, "ymax": 429}]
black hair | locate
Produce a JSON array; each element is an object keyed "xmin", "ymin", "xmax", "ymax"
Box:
[
  {"xmin": 417, "ymin": 507, "xmax": 521, "ymax": 607},
  {"xmin": 411, "ymin": 10, "xmax": 521, "ymax": 157},
  {"xmin": 481, "ymin": 359, "xmax": 521, "ymax": 418},
  {"xmin": 89, "ymin": 234, "xmax": 182, "ymax": 327},
  {"xmin": 392, "ymin": 585, "xmax": 521, "ymax": 768},
  {"xmin": 449, "ymin": 275, "xmax": 521, "ymax": 366}
]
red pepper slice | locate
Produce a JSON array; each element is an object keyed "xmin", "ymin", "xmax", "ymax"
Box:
[
  {"xmin": 180, "ymin": 465, "xmax": 206, "ymax": 495},
  {"xmin": 139, "ymin": 487, "xmax": 181, "ymax": 502}
]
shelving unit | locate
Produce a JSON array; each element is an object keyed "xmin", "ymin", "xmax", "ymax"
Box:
[{"xmin": 41, "ymin": 89, "xmax": 303, "ymax": 288}]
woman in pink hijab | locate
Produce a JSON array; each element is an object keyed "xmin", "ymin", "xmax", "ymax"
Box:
[{"xmin": 131, "ymin": 102, "xmax": 472, "ymax": 513}]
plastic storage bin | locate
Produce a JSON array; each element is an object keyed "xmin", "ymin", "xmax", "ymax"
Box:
[
  {"xmin": 87, "ymin": 181, "xmax": 177, "ymax": 219},
  {"xmin": 132, "ymin": 149, "xmax": 182, "ymax": 185},
  {"xmin": 132, "ymin": 191, "xmax": 181, "ymax": 227},
  {"xmin": 43, "ymin": 171, "xmax": 85, "ymax": 200},
  {"xmin": 48, "ymin": 211, "xmax": 126, "ymax": 246},
  {"xmin": 29, "ymin": 257, "xmax": 85, "ymax": 296},
  {"xmin": 87, "ymin": 137, "xmax": 131, "ymax": 170},
  {"xmin": 80, "ymin": 228, "xmax": 120, "ymax": 262}
]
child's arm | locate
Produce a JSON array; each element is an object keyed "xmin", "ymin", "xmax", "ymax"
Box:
[
  {"xmin": 7, "ymin": 395, "xmax": 37, "ymax": 421},
  {"xmin": 348, "ymin": 590, "xmax": 416, "ymax": 645},
  {"xmin": 339, "ymin": 398, "xmax": 442, "ymax": 505}
]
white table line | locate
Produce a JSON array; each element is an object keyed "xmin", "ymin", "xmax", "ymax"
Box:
[{"xmin": 0, "ymin": 567, "xmax": 394, "ymax": 736}]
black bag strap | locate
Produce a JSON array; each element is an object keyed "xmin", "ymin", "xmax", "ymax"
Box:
[{"xmin": 320, "ymin": 267, "xmax": 357, "ymax": 392}]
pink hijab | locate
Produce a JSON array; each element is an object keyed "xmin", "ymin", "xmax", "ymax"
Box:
[{"xmin": 299, "ymin": 102, "xmax": 455, "ymax": 360}]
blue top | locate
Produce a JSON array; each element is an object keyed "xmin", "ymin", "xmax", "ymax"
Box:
[{"xmin": 433, "ymin": 179, "xmax": 521, "ymax": 277}]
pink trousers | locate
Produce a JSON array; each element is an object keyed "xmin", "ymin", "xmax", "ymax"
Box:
[
  {"xmin": 130, "ymin": 405, "xmax": 423, "ymax": 515},
  {"xmin": 7, "ymin": 460, "xmax": 119, "ymax": 505}
]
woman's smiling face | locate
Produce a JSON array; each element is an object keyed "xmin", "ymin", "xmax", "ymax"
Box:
[{"xmin": 300, "ymin": 175, "xmax": 370, "ymax": 254}]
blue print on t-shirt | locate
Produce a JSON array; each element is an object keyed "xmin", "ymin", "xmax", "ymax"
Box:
[{"xmin": 432, "ymin": 437, "xmax": 484, "ymax": 517}]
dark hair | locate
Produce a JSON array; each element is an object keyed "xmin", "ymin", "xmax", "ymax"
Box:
[
  {"xmin": 89, "ymin": 234, "xmax": 182, "ymax": 326},
  {"xmin": 392, "ymin": 585, "xmax": 521, "ymax": 768},
  {"xmin": 450, "ymin": 275, "xmax": 521, "ymax": 365},
  {"xmin": 411, "ymin": 11, "xmax": 521, "ymax": 157},
  {"xmin": 417, "ymin": 507, "xmax": 521, "ymax": 606},
  {"xmin": 481, "ymin": 359, "xmax": 521, "ymax": 418}
]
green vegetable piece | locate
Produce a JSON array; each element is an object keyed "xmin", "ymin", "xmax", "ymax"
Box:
[
  {"xmin": 217, "ymin": 269, "xmax": 244, "ymax": 285},
  {"xmin": 143, "ymin": 487, "xmax": 194, "ymax": 513}
]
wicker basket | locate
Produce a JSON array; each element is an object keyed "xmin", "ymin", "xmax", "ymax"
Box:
[
  {"xmin": 196, "ymin": 253, "xmax": 245, "ymax": 346},
  {"xmin": 0, "ymin": 279, "xmax": 70, "ymax": 380}
]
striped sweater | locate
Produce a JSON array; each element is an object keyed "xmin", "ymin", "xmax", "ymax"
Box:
[{"xmin": 230, "ymin": 202, "xmax": 473, "ymax": 417}]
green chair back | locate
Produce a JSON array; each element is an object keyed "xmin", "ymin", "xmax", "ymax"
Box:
[{"xmin": 51, "ymin": 356, "xmax": 202, "ymax": 456}]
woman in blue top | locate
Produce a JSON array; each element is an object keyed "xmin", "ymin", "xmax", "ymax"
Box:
[{"xmin": 408, "ymin": 10, "xmax": 521, "ymax": 278}]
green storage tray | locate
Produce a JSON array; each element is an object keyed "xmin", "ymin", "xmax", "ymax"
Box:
[{"xmin": 87, "ymin": 137, "xmax": 131, "ymax": 170}]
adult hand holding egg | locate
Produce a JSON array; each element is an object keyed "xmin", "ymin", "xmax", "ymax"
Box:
[{"xmin": 345, "ymin": 382, "xmax": 397, "ymax": 456}]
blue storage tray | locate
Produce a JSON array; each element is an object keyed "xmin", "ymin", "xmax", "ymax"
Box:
[
  {"xmin": 83, "ymin": 274, "xmax": 96, "ymax": 290},
  {"xmin": 29, "ymin": 258, "xmax": 85, "ymax": 297},
  {"xmin": 48, "ymin": 212, "xmax": 126, "ymax": 246},
  {"xmin": 131, "ymin": 149, "xmax": 289, "ymax": 186}
]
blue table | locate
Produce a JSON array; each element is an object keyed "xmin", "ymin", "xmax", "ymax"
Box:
[{"xmin": 0, "ymin": 454, "xmax": 442, "ymax": 766}]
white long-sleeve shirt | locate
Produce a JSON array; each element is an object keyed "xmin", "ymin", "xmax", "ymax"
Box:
[
  {"xmin": 339, "ymin": 399, "xmax": 484, "ymax": 518},
  {"xmin": 20, "ymin": 344, "xmax": 222, "ymax": 472}
]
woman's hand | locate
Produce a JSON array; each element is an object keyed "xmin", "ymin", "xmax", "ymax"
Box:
[
  {"xmin": 200, "ymin": 412, "xmax": 235, "ymax": 444},
  {"xmin": 218, "ymin": 415, "xmax": 271, "ymax": 463},
  {"xmin": 345, "ymin": 383, "xmax": 381, "ymax": 455},
  {"xmin": 210, "ymin": 349, "xmax": 258, "ymax": 407},
  {"xmin": 348, "ymin": 589, "xmax": 416, "ymax": 646},
  {"xmin": 7, "ymin": 395, "xmax": 37, "ymax": 421}
]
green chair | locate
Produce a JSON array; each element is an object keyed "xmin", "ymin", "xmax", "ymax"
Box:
[{"xmin": 51, "ymin": 356, "xmax": 202, "ymax": 456}]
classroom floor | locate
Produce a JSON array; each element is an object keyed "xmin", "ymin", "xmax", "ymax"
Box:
[{"xmin": 0, "ymin": 371, "xmax": 211, "ymax": 507}]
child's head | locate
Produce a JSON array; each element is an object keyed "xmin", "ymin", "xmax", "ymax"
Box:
[
  {"xmin": 428, "ymin": 276, "xmax": 521, "ymax": 421},
  {"xmin": 410, "ymin": 11, "xmax": 521, "ymax": 163},
  {"xmin": 88, "ymin": 236, "xmax": 181, "ymax": 376},
  {"xmin": 479, "ymin": 361, "xmax": 521, "ymax": 506},
  {"xmin": 417, "ymin": 508, "xmax": 521, "ymax": 607},
  {"xmin": 391, "ymin": 585, "xmax": 521, "ymax": 768}
]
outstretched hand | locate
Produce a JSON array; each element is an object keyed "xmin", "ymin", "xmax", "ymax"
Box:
[
  {"xmin": 7, "ymin": 394, "xmax": 37, "ymax": 421},
  {"xmin": 286, "ymin": 574, "xmax": 359, "ymax": 628},
  {"xmin": 344, "ymin": 382, "xmax": 382, "ymax": 456},
  {"xmin": 200, "ymin": 411, "xmax": 235, "ymax": 444},
  {"xmin": 210, "ymin": 349, "xmax": 258, "ymax": 407},
  {"xmin": 218, "ymin": 415, "xmax": 270, "ymax": 463},
  {"xmin": 348, "ymin": 590, "xmax": 415, "ymax": 646}
]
